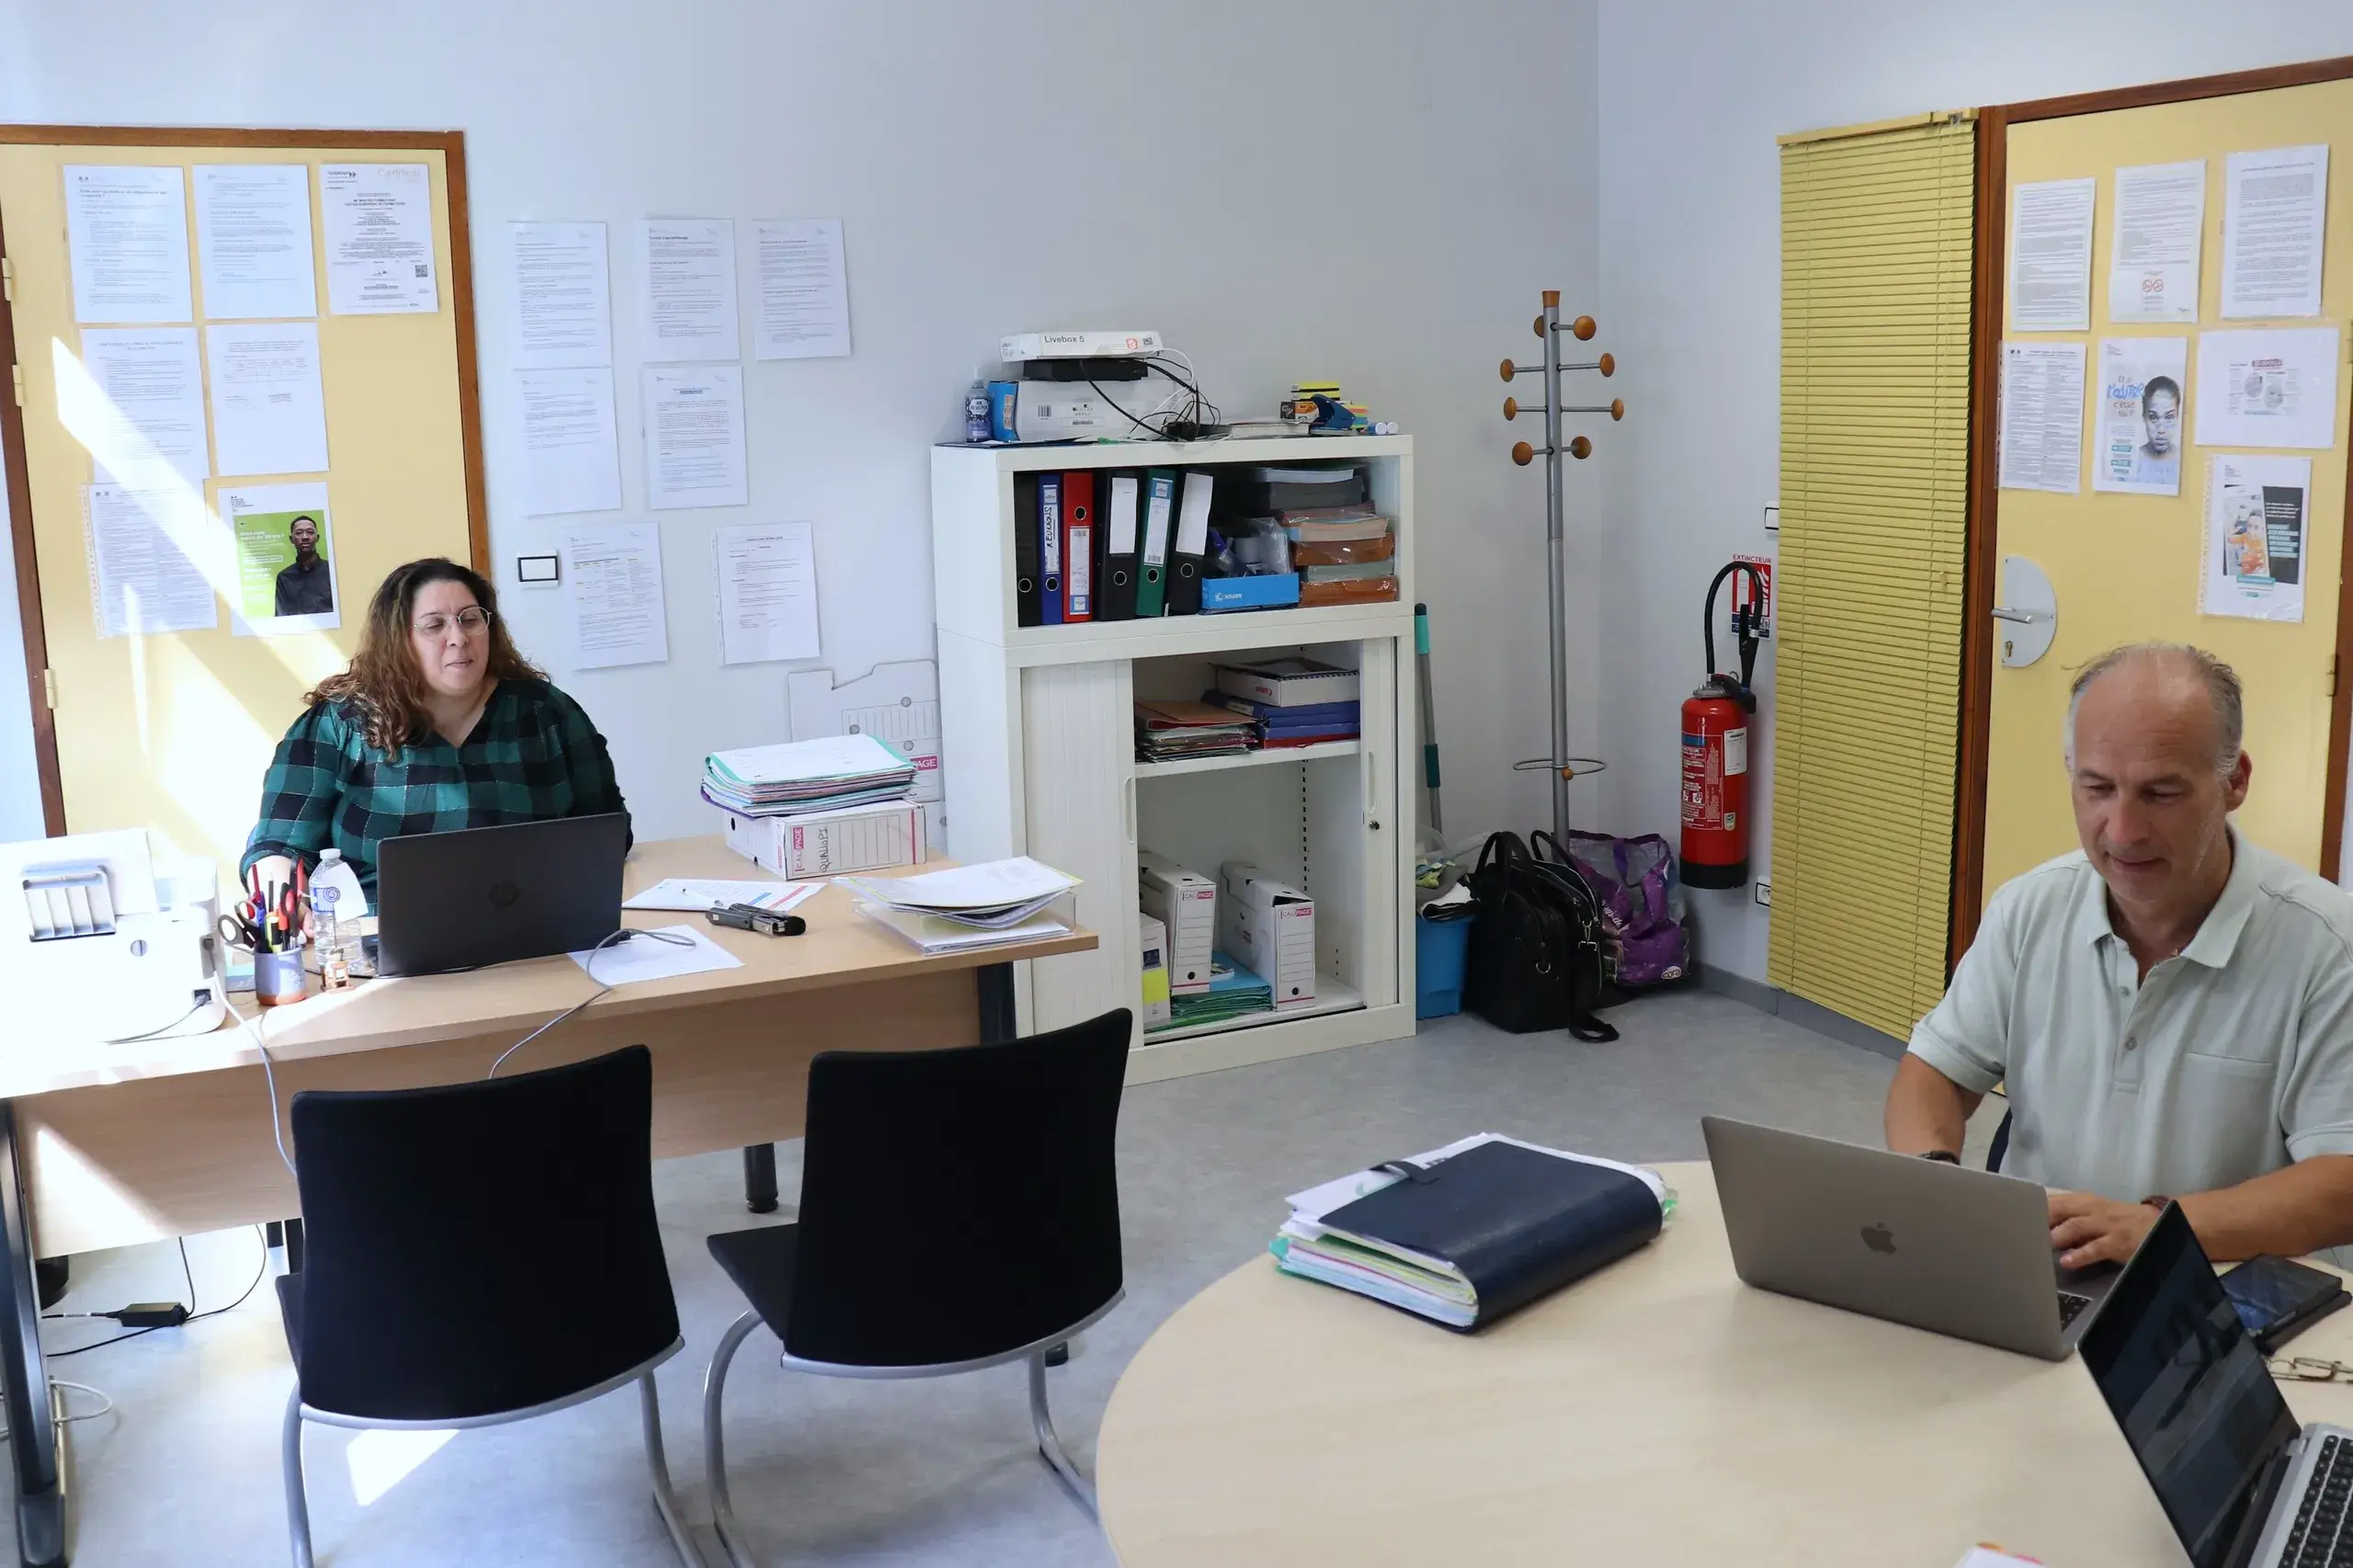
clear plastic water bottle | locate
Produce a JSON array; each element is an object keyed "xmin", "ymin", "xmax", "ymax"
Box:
[
  {"xmin": 965, "ymin": 379, "xmax": 993, "ymax": 444},
  {"xmin": 311, "ymin": 848, "xmax": 345, "ymax": 988}
]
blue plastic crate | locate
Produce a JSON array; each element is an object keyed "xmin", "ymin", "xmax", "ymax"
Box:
[{"xmin": 1415, "ymin": 912, "xmax": 1475, "ymax": 1019}]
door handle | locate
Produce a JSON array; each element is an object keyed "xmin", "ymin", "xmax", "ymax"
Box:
[{"xmin": 1995, "ymin": 556, "xmax": 2058, "ymax": 667}]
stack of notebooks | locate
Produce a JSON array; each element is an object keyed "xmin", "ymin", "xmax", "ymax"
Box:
[
  {"xmin": 702, "ymin": 733, "xmax": 917, "ymax": 817},
  {"xmin": 1135, "ymin": 699, "xmax": 1256, "ymax": 763},
  {"xmin": 1272, "ymin": 1134, "xmax": 1674, "ymax": 1330},
  {"xmin": 1159, "ymin": 951, "xmax": 1273, "ymax": 1031},
  {"xmin": 837, "ymin": 857, "xmax": 1079, "ymax": 953},
  {"xmin": 1206, "ymin": 658, "xmax": 1362, "ymax": 749}
]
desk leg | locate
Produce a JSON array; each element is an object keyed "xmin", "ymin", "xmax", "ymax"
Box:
[
  {"xmin": 741, "ymin": 1145, "xmax": 779, "ymax": 1214},
  {"xmin": 977, "ymin": 962, "xmax": 1017, "ymax": 1047},
  {"xmin": 0, "ymin": 1103, "xmax": 65, "ymax": 1567}
]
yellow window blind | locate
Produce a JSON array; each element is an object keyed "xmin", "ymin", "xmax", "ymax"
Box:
[{"xmin": 1768, "ymin": 115, "xmax": 1976, "ymax": 1041}]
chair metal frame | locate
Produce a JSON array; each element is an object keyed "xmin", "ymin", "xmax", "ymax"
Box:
[
  {"xmin": 699, "ymin": 1290, "xmax": 1123, "ymax": 1568},
  {"xmin": 283, "ymin": 1336, "xmax": 700, "ymax": 1568}
]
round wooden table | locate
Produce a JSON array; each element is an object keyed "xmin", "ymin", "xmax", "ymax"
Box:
[{"xmin": 1098, "ymin": 1160, "xmax": 2353, "ymax": 1567}]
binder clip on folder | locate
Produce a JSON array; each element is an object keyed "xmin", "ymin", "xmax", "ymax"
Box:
[{"xmin": 1, "ymin": 829, "xmax": 229, "ymax": 1044}]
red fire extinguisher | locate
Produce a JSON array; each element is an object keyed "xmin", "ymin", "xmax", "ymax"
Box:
[{"xmin": 1681, "ymin": 562, "xmax": 1767, "ymax": 889}]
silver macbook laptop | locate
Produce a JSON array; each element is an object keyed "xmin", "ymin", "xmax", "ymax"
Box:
[{"xmin": 1701, "ymin": 1116, "xmax": 2119, "ymax": 1360}]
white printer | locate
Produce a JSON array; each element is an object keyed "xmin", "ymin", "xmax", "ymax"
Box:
[{"xmin": 0, "ymin": 830, "xmax": 228, "ymax": 1045}]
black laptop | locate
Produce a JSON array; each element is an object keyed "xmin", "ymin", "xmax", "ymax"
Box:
[
  {"xmin": 373, "ymin": 814, "xmax": 629, "ymax": 978},
  {"xmin": 2081, "ymin": 1202, "xmax": 2353, "ymax": 1568}
]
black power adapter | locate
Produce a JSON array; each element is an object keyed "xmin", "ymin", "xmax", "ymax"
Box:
[{"xmin": 113, "ymin": 1302, "xmax": 191, "ymax": 1329}]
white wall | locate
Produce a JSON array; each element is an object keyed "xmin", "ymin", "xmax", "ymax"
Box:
[
  {"xmin": 0, "ymin": 424, "xmax": 44, "ymax": 840},
  {"xmin": 1595, "ymin": 2, "xmax": 2353, "ymax": 985},
  {"xmin": 0, "ymin": 0, "xmax": 1601, "ymax": 853}
]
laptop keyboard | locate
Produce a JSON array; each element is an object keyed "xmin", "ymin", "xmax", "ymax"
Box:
[
  {"xmin": 2058, "ymin": 1291, "xmax": 2093, "ymax": 1329},
  {"xmin": 2283, "ymin": 1433, "xmax": 2353, "ymax": 1566}
]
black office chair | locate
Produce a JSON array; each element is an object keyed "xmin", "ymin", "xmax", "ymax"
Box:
[
  {"xmin": 700, "ymin": 1008, "xmax": 1132, "ymax": 1567},
  {"xmin": 1989, "ymin": 1107, "xmax": 2013, "ymax": 1172},
  {"xmin": 276, "ymin": 1045, "xmax": 698, "ymax": 1568}
]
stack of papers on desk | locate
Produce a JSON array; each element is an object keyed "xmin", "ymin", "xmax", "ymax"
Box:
[
  {"xmin": 853, "ymin": 903, "xmax": 1072, "ymax": 954},
  {"xmin": 1271, "ymin": 1135, "xmax": 1673, "ymax": 1330},
  {"xmin": 837, "ymin": 857, "xmax": 1080, "ymax": 938},
  {"xmin": 701, "ymin": 733, "xmax": 916, "ymax": 818}
]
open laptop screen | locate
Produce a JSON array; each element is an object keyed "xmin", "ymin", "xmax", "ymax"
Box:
[{"xmin": 2078, "ymin": 1204, "xmax": 2301, "ymax": 1568}]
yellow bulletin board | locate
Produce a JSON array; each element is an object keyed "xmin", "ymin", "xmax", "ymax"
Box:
[
  {"xmin": 0, "ymin": 128, "xmax": 487, "ymax": 875},
  {"xmin": 1961, "ymin": 68, "xmax": 2353, "ymax": 925}
]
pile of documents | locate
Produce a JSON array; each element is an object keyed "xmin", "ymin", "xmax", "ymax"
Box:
[
  {"xmin": 1270, "ymin": 1134, "xmax": 1674, "ymax": 1330},
  {"xmin": 1204, "ymin": 659, "xmax": 1362, "ymax": 749},
  {"xmin": 1282, "ymin": 507, "xmax": 1397, "ymax": 608},
  {"xmin": 840, "ymin": 857, "xmax": 1080, "ymax": 954},
  {"xmin": 1134, "ymin": 699, "xmax": 1256, "ymax": 764},
  {"xmin": 701, "ymin": 733, "xmax": 916, "ymax": 818},
  {"xmin": 1158, "ymin": 952, "xmax": 1272, "ymax": 1031}
]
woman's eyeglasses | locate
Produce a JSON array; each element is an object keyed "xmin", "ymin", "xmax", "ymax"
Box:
[{"xmin": 414, "ymin": 607, "xmax": 493, "ymax": 637}]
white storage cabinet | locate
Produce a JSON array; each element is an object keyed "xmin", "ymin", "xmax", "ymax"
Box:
[{"xmin": 930, "ymin": 436, "xmax": 1418, "ymax": 1082}]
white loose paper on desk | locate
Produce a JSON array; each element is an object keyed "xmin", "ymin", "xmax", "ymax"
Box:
[
  {"xmin": 623, "ymin": 879, "xmax": 820, "ymax": 915},
  {"xmin": 63, "ymin": 165, "xmax": 192, "ymax": 325},
  {"xmin": 2008, "ymin": 177, "xmax": 2095, "ymax": 333},
  {"xmin": 2109, "ymin": 159, "xmax": 2203, "ymax": 324},
  {"xmin": 81, "ymin": 485, "xmax": 217, "ymax": 638},
  {"xmin": 643, "ymin": 365, "xmax": 747, "ymax": 509},
  {"xmin": 2222, "ymin": 144, "xmax": 2327, "ymax": 319},
  {"xmin": 510, "ymin": 222, "xmax": 612, "ymax": 370},
  {"xmin": 572, "ymin": 924, "xmax": 742, "ymax": 985},
  {"xmin": 321, "ymin": 164, "xmax": 438, "ymax": 315},
  {"xmin": 194, "ymin": 165, "xmax": 317, "ymax": 320},
  {"xmin": 2202, "ymin": 454, "xmax": 2312, "ymax": 623},
  {"xmin": 64, "ymin": 328, "xmax": 210, "ymax": 490},
  {"xmin": 637, "ymin": 220, "xmax": 739, "ymax": 362},
  {"xmin": 206, "ymin": 322, "xmax": 329, "ymax": 476},
  {"xmin": 2194, "ymin": 326, "xmax": 2340, "ymax": 450},
  {"xmin": 714, "ymin": 521, "xmax": 820, "ymax": 664},
  {"xmin": 562, "ymin": 522, "xmax": 667, "ymax": 669},
  {"xmin": 1997, "ymin": 340, "xmax": 2086, "ymax": 494},
  {"xmin": 517, "ymin": 368, "xmax": 622, "ymax": 516},
  {"xmin": 750, "ymin": 219, "xmax": 851, "ymax": 360}
]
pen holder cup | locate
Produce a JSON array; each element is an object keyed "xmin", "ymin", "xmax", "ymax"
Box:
[{"xmin": 254, "ymin": 949, "xmax": 308, "ymax": 1008}]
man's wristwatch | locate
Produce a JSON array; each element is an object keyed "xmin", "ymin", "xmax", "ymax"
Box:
[{"xmin": 1919, "ymin": 1150, "xmax": 1961, "ymax": 1165}]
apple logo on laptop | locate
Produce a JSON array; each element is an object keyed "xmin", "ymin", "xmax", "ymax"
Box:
[{"xmin": 1860, "ymin": 1223, "xmax": 1897, "ymax": 1255}]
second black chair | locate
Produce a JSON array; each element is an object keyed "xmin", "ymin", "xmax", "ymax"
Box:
[
  {"xmin": 701, "ymin": 1007, "xmax": 1132, "ymax": 1567},
  {"xmin": 276, "ymin": 1044, "xmax": 698, "ymax": 1567}
]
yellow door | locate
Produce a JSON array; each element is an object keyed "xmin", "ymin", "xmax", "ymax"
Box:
[
  {"xmin": 0, "ymin": 137, "xmax": 478, "ymax": 872},
  {"xmin": 1983, "ymin": 82, "xmax": 2353, "ymax": 894}
]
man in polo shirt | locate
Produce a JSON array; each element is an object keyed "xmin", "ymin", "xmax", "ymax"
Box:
[{"xmin": 1885, "ymin": 642, "xmax": 2353, "ymax": 1267}]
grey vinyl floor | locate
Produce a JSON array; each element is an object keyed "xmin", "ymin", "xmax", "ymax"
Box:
[{"xmin": 34, "ymin": 991, "xmax": 1989, "ymax": 1567}]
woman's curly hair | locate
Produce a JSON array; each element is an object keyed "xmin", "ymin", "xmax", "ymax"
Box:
[{"xmin": 306, "ymin": 558, "xmax": 542, "ymax": 759}]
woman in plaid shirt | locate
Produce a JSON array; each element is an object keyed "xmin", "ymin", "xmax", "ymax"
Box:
[{"xmin": 243, "ymin": 557, "xmax": 630, "ymax": 899}]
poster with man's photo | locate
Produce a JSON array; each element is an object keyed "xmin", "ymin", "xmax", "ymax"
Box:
[
  {"xmin": 2091, "ymin": 337, "xmax": 2188, "ymax": 496},
  {"xmin": 222, "ymin": 482, "xmax": 340, "ymax": 635},
  {"xmin": 2200, "ymin": 454, "xmax": 2311, "ymax": 623}
]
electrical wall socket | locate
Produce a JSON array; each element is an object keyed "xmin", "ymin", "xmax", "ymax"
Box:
[{"xmin": 1755, "ymin": 879, "xmax": 1771, "ymax": 907}]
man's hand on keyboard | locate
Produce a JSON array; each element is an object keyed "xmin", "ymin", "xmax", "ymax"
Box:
[{"xmin": 2048, "ymin": 1189, "xmax": 2159, "ymax": 1269}]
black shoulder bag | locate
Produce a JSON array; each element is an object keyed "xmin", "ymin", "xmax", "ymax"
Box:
[{"xmin": 1462, "ymin": 830, "xmax": 1620, "ymax": 1042}]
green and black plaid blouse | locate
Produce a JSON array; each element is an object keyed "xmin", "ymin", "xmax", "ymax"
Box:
[{"xmin": 242, "ymin": 678, "xmax": 630, "ymax": 895}]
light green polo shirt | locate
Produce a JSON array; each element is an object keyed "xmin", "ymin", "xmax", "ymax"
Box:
[{"xmin": 1909, "ymin": 829, "xmax": 2353, "ymax": 1204}]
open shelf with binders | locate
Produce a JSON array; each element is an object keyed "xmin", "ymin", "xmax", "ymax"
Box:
[{"xmin": 931, "ymin": 437, "xmax": 1416, "ymax": 1083}]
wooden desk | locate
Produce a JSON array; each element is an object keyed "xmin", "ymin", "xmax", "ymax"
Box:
[
  {"xmin": 0, "ymin": 836, "xmax": 1094, "ymax": 1568},
  {"xmin": 1097, "ymin": 1160, "xmax": 2353, "ymax": 1568}
]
